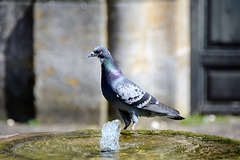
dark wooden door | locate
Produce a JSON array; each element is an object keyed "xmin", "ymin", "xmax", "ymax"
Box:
[{"xmin": 191, "ymin": 0, "xmax": 240, "ymax": 114}]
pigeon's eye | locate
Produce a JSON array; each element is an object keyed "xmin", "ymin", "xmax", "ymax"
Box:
[{"xmin": 98, "ymin": 49, "xmax": 102, "ymax": 53}]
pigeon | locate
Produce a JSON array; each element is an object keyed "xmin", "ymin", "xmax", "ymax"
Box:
[{"xmin": 88, "ymin": 46, "xmax": 184, "ymax": 130}]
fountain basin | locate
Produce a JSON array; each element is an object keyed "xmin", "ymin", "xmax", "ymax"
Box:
[{"xmin": 0, "ymin": 129, "xmax": 239, "ymax": 159}]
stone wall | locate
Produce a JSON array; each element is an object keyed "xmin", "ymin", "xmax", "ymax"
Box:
[
  {"xmin": 0, "ymin": 0, "xmax": 190, "ymax": 125},
  {"xmin": 34, "ymin": 0, "xmax": 107, "ymax": 124}
]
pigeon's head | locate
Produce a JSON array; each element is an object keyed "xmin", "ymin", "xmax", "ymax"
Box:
[{"xmin": 88, "ymin": 46, "xmax": 110, "ymax": 59}]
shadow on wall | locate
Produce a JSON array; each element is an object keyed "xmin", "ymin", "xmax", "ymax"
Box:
[{"xmin": 4, "ymin": 4, "xmax": 35, "ymax": 122}]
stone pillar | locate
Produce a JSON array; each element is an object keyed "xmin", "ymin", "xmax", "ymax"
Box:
[
  {"xmin": 0, "ymin": 0, "xmax": 35, "ymax": 122},
  {"xmin": 108, "ymin": 0, "xmax": 190, "ymax": 116},
  {"xmin": 175, "ymin": 0, "xmax": 190, "ymax": 116},
  {"xmin": 108, "ymin": 0, "xmax": 177, "ymax": 107},
  {"xmin": 34, "ymin": 0, "xmax": 107, "ymax": 124}
]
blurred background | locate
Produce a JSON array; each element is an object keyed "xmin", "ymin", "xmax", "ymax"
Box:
[{"xmin": 0, "ymin": 0, "xmax": 239, "ymax": 139}]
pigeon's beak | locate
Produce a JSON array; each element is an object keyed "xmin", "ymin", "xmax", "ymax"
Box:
[{"xmin": 88, "ymin": 52, "xmax": 98, "ymax": 58}]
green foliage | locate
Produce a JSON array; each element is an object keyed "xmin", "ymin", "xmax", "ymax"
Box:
[
  {"xmin": 179, "ymin": 113, "xmax": 228, "ymax": 125},
  {"xmin": 28, "ymin": 119, "xmax": 38, "ymax": 126}
]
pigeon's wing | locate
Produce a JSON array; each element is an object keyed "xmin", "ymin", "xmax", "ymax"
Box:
[
  {"xmin": 114, "ymin": 78, "xmax": 157, "ymax": 108},
  {"xmin": 114, "ymin": 78, "xmax": 184, "ymax": 119}
]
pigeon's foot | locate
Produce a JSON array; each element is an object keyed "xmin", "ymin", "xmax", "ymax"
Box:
[{"xmin": 131, "ymin": 124, "xmax": 136, "ymax": 130}]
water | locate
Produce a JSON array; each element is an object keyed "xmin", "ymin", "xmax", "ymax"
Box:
[
  {"xmin": 99, "ymin": 119, "xmax": 121, "ymax": 151},
  {"xmin": 0, "ymin": 128, "xmax": 239, "ymax": 159}
]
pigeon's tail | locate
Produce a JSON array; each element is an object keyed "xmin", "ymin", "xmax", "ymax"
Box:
[
  {"xmin": 143, "ymin": 102, "xmax": 185, "ymax": 120},
  {"xmin": 169, "ymin": 115, "xmax": 185, "ymax": 120}
]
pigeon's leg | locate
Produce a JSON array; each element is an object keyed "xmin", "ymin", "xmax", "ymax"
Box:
[
  {"xmin": 130, "ymin": 111, "xmax": 138, "ymax": 130},
  {"xmin": 118, "ymin": 109, "xmax": 131, "ymax": 130},
  {"xmin": 131, "ymin": 124, "xmax": 136, "ymax": 130},
  {"xmin": 124, "ymin": 124, "xmax": 130, "ymax": 130}
]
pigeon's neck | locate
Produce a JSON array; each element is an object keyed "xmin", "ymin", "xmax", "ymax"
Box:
[{"xmin": 101, "ymin": 56, "xmax": 123, "ymax": 82}]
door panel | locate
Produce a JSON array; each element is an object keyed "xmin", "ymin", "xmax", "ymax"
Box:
[
  {"xmin": 191, "ymin": 0, "xmax": 240, "ymax": 114},
  {"xmin": 207, "ymin": 69, "xmax": 240, "ymax": 101},
  {"xmin": 207, "ymin": 0, "xmax": 240, "ymax": 46}
]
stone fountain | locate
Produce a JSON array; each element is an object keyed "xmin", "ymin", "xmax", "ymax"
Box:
[{"xmin": 0, "ymin": 120, "xmax": 239, "ymax": 159}]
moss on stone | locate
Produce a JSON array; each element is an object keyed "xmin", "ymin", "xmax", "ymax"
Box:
[
  {"xmin": 159, "ymin": 129, "xmax": 240, "ymax": 145},
  {"xmin": 0, "ymin": 129, "xmax": 239, "ymax": 159}
]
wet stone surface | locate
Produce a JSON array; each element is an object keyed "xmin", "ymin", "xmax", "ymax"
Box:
[{"xmin": 0, "ymin": 130, "xmax": 239, "ymax": 160}]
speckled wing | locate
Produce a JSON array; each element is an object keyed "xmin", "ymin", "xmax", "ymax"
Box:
[
  {"xmin": 114, "ymin": 78, "xmax": 183, "ymax": 119},
  {"xmin": 114, "ymin": 78, "xmax": 158, "ymax": 108}
]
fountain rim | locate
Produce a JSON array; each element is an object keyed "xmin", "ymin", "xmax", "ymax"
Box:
[
  {"xmin": 0, "ymin": 129, "xmax": 240, "ymax": 160},
  {"xmin": 0, "ymin": 129, "xmax": 239, "ymax": 145}
]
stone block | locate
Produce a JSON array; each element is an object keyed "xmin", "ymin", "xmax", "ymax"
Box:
[
  {"xmin": 108, "ymin": 0, "xmax": 177, "ymax": 107},
  {"xmin": 107, "ymin": 0, "xmax": 190, "ymax": 116},
  {"xmin": 34, "ymin": 0, "xmax": 107, "ymax": 124}
]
